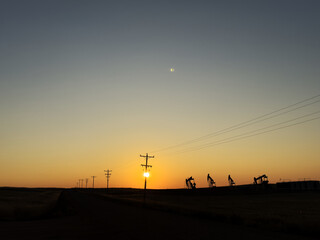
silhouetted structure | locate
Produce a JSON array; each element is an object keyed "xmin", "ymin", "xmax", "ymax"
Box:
[
  {"xmin": 228, "ymin": 175, "xmax": 235, "ymax": 186},
  {"xmin": 91, "ymin": 176, "xmax": 97, "ymax": 188},
  {"xmin": 186, "ymin": 176, "xmax": 196, "ymax": 189},
  {"xmin": 104, "ymin": 169, "xmax": 112, "ymax": 189},
  {"xmin": 253, "ymin": 174, "xmax": 269, "ymax": 185},
  {"xmin": 207, "ymin": 174, "xmax": 216, "ymax": 188},
  {"xmin": 140, "ymin": 153, "xmax": 155, "ymax": 200}
]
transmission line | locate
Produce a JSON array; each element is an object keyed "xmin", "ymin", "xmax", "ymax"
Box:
[
  {"xmin": 151, "ymin": 93, "xmax": 320, "ymax": 154},
  {"xmin": 174, "ymin": 113, "xmax": 320, "ymax": 155}
]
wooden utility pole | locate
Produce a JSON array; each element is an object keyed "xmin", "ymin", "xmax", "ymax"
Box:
[
  {"xmin": 104, "ymin": 169, "xmax": 112, "ymax": 189},
  {"xmin": 140, "ymin": 153, "xmax": 154, "ymax": 200},
  {"xmin": 91, "ymin": 176, "xmax": 97, "ymax": 189}
]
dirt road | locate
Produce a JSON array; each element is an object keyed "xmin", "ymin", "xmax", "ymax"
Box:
[{"xmin": 0, "ymin": 190, "xmax": 315, "ymax": 240}]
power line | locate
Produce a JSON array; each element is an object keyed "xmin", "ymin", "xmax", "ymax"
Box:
[
  {"xmin": 175, "ymin": 110, "xmax": 320, "ymax": 154},
  {"xmin": 174, "ymin": 114, "xmax": 320, "ymax": 155},
  {"xmin": 151, "ymin": 93, "xmax": 320, "ymax": 154}
]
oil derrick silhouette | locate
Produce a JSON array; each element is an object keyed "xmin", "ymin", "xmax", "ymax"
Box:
[
  {"xmin": 207, "ymin": 173, "xmax": 216, "ymax": 187},
  {"xmin": 186, "ymin": 176, "xmax": 196, "ymax": 189},
  {"xmin": 253, "ymin": 174, "xmax": 269, "ymax": 185},
  {"xmin": 228, "ymin": 174, "xmax": 235, "ymax": 186}
]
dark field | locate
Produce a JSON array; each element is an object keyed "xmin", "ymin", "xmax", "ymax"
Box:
[
  {"xmin": 0, "ymin": 187, "xmax": 319, "ymax": 239},
  {"xmin": 0, "ymin": 188, "xmax": 62, "ymax": 221},
  {"xmin": 100, "ymin": 188, "xmax": 320, "ymax": 236}
]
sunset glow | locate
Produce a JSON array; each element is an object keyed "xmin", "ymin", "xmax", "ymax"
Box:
[{"xmin": 0, "ymin": 1, "xmax": 319, "ymax": 189}]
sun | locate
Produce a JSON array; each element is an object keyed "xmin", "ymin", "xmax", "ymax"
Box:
[
  {"xmin": 170, "ymin": 68, "xmax": 175, "ymax": 72},
  {"xmin": 143, "ymin": 172, "xmax": 150, "ymax": 178}
]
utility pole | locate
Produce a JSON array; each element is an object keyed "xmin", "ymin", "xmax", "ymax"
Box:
[
  {"xmin": 104, "ymin": 169, "xmax": 112, "ymax": 190},
  {"xmin": 91, "ymin": 176, "xmax": 97, "ymax": 189},
  {"xmin": 140, "ymin": 153, "xmax": 154, "ymax": 200},
  {"xmin": 85, "ymin": 178, "xmax": 88, "ymax": 188}
]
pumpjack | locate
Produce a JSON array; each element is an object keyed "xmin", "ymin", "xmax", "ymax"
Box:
[
  {"xmin": 186, "ymin": 176, "xmax": 196, "ymax": 189},
  {"xmin": 207, "ymin": 174, "xmax": 216, "ymax": 188},
  {"xmin": 228, "ymin": 174, "xmax": 235, "ymax": 186},
  {"xmin": 253, "ymin": 174, "xmax": 269, "ymax": 184}
]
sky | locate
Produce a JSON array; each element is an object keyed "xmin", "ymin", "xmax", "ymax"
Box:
[{"xmin": 0, "ymin": 0, "xmax": 320, "ymax": 188}]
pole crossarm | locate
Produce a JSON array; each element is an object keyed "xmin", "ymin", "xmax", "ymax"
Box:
[
  {"xmin": 140, "ymin": 154, "xmax": 154, "ymax": 158},
  {"xmin": 140, "ymin": 153, "xmax": 155, "ymax": 171},
  {"xmin": 140, "ymin": 153, "xmax": 155, "ymax": 198},
  {"xmin": 104, "ymin": 169, "xmax": 112, "ymax": 189},
  {"xmin": 141, "ymin": 164, "xmax": 152, "ymax": 168}
]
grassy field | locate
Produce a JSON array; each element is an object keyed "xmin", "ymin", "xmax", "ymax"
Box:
[
  {"xmin": 97, "ymin": 189, "xmax": 320, "ymax": 236},
  {"xmin": 0, "ymin": 188, "xmax": 62, "ymax": 221}
]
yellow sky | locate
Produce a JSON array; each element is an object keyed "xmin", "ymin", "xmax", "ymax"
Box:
[
  {"xmin": 1, "ymin": 1, "xmax": 320, "ymax": 189},
  {"xmin": 1, "ymin": 118, "xmax": 319, "ymax": 189}
]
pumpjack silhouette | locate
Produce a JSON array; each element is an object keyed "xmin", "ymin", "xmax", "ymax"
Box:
[
  {"xmin": 207, "ymin": 174, "xmax": 216, "ymax": 188},
  {"xmin": 253, "ymin": 174, "xmax": 269, "ymax": 185},
  {"xmin": 228, "ymin": 174, "xmax": 235, "ymax": 186},
  {"xmin": 185, "ymin": 176, "xmax": 196, "ymax": 189}
]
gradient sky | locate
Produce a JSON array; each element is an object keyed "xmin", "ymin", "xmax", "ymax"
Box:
[{"xmin": 1, "ymin": 0, "xmax": 320, "ymax": 188}]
